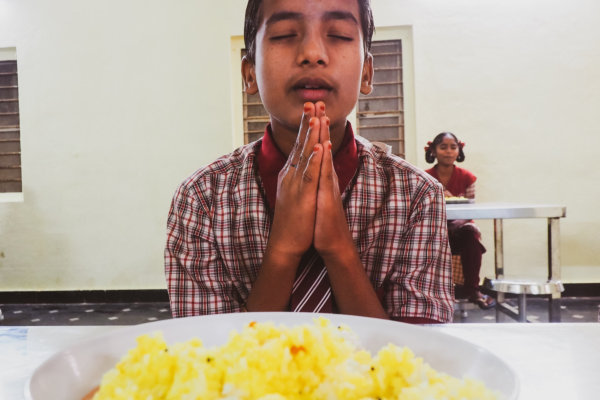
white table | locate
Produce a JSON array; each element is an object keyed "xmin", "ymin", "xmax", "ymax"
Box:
[
  {"xmin": 433, "ymin": 323, "xmax": 600, "ymax": 400},
  {"xmin": 446, "ymin": 203, "xmax": 567, "ymax": 322},
  {"xmin": 1, "ymin": 323, "xmax": 598, "ymax": 400}
]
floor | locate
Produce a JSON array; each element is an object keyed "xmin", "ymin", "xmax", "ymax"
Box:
[
  {"xmin": 1, "ymin": 296, "xmax": 599, "ymax": 325},
  {"xmin": 453, "ymin": 296, "xmax": 600, "ymax": 323},
  {"xmin": 0, "ymin": 302, "xmax": 173, "ymax": 325}
]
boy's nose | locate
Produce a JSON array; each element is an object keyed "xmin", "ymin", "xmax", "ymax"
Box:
[{"xmin": 296, "ymin": 34, "xmax": 328, "ymax": 66}]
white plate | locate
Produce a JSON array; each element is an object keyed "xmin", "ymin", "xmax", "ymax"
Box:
[
  {"xmin": 26, "ymin": 312, "xmax": 518, "ymax": 400},
  {"xmin": 446, "ymin": 198, "xmax": 474, "ymax": 204}
]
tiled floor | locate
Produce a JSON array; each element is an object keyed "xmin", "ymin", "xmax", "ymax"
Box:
[
  {"xmin": 0, "ymin": 302, "xmax": 173, "ymax": 325},
  {"xmin": 1, "ymin": 297, "xmax": 599, "ymax": 325},
  {"xmin": 453, "ymin": 296, "xmax": 600, "ymax": 323}
]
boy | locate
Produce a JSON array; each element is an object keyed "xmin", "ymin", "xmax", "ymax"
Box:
[{"xmin": 165, "ymin": 0, "xmax": 454, "ymax": 323}]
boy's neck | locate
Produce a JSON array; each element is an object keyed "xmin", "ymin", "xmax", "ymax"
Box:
[{"xmin": 270, "ymin": 119, "xmax": 348, "ymax": 156}]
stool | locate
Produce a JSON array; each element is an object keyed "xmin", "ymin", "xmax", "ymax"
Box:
[
  {"xmin": 451, "ymin": 255, "xmax": 477, "ymax": 321},
  {"xmin": 483, "ymin": 277, "xmax": 564, "ymax": 322}
]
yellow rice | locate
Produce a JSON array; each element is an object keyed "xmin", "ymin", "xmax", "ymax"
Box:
[{"xmin": 92, "ymin": 317, "xmax": 499, "ymax": 399}]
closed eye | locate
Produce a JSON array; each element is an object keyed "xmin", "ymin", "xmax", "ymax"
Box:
[
  {"xmin": 270, "ymin": 34, "xmax": 297, "ymax": 41},
  {"xmin": 328, "ymin": 34, "xmax": 353, "ymax": 41}
]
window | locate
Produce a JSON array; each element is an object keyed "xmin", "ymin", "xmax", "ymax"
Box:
[
  {"xmin": 241, "ymin": 51, "xmax": 269, "ymax": 145},
  {"xmin": 357, "ymin": 40, "xmax": 404, "ymax": 157},
  {"xmin": 243, "ymin": 89, "xmax": 269, "ymax": 144},
  {"xmin": 0, "ymin": 59, "xmax": 22, "ymax": 193}
]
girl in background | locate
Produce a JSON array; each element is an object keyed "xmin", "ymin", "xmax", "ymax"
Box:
[{"xmin": 425, "ymin": 132, "xmax": 496, "ymax": 309}]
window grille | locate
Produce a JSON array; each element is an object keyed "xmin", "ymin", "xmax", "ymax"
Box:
[
  {"xmin": 358, "ymin": 40, "xmax": 404, "ymax": 157},
  {"xmin": 0, "ymin": 59, "xmax": 22, "ymax": 193},
  {"xmin": 241, "ymin": 50, "xmax": 269, "ymax": 144}
]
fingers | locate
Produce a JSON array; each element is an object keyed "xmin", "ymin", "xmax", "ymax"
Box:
[
  {"xmin": 304, "ymin": 142, "xmax": 323, "ymax": 184},
  {"xmin": 319, "ymin": 115, "xmax": 330, "ymax": 146},
  {"xmin": 317, "ymin": 105, "xmax": 337, "ymax": 195},
  {"xmin": 300, "ymin": 102, "xmax": 331, "ymax": 188},
  {"xmin": 287, "ymin": 103, "xmax": 315, "ymax": 170},
  {"xmin": 319, "ymin": 140, "xmax": 335, "ymax": 189},
  {"xmin": 315, "ymin": 101, "xmax": 325, "ymax": 118},
  {"xmin": 286, "ymin": 101, "xmax": 328, "ymax": 178},
  {"xmin": 313, "ymin": 101, "xmax": 330, "ymax": 144},
  {"xmin": 313, "ymin": 137, "xmax": 344, "ymax": 257},
  {"xmin": 297, "ymin": 116, "xmax": 321, "ymax": 172}
]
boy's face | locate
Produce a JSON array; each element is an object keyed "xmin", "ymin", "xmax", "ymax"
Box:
[{"xmin": 243, "ymin": 0, "xmax": 373, "ymax": 135}]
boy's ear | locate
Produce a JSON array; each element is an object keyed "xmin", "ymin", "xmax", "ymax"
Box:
[
  {"xmin": 241, "ymin": 56, "xmax": 258, "ymax": 95},
  {"xmin": 360, "ymin": 54, "xmax": 374, "ymax": 95}
]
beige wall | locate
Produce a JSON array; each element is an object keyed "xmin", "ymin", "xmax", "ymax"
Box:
[
  {"xmin": 0, "ymin": 0, "xmax": 598, "ymax": 291},
  {"xmin": 373, "ymin": 0, "xmax": 600, "ymax": 282}
]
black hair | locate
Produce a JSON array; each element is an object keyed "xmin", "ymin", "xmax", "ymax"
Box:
[
  {"xmin": 425, "ymin": 132, "xmax": 466, "ymax": 164},
  {"xmin": 243, "ymin": 0, "xmax": 375, "ymax": 64}
]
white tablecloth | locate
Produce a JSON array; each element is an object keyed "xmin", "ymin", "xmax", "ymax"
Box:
[{"xmin": 1, "ymin": 323, "xmax": 598, "ymax": 400}]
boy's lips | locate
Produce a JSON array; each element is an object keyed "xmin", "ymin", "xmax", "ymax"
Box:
[
  {"xmin": 296, "ymin": 88, "xmax": 331, "ymax": 102},
  {"xmin": 291, "ymin": 77, "xmax": 333, "ymax": 102}
]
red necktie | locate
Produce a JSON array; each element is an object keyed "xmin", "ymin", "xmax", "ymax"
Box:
[{"xmin": 289, "ymin": 247, "xmax": 336, "ymax": 313}]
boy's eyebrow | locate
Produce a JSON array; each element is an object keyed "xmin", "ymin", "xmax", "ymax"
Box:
[
  {"xmin": 265, "ymin": 10, "xmax": 359, "ymax": 27},
  {"xmin": 322, "ymin": 10, "xmax": 359, "ymax": 26},
  {"xmin": 265, "ymin": 11, "xmax": 303, "ymax": 27}
]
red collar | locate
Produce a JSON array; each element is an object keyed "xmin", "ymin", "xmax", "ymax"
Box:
[{"xmin": 257, "ymin": 123, "xmax": 358, "ymax": 209}]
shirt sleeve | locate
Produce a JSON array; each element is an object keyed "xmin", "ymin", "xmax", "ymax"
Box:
[
  {"xmin": 164, "ymin": 180, "xmax": 242, "ymax": 317},
  {"xmin": 387, "ymin": 181, "xmax": 454, "ymax": 323},
  {"xmin": 461, "ymin": 168, "xmax": 477, "ymax": 191}
]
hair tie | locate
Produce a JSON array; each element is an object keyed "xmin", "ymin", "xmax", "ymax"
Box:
[
  {"xmin": 424, "ymin": 141, "xmax": 433, "ymax": 153},
  {"xmin": 459, "ymin": 141, "xmax": 466, "ymax": 148}
]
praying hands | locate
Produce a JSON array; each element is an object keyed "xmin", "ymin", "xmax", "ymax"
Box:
[
  {"xmin": 268, "ymin": 101, "xmax": 351, "ymax": 262},
  {"xmin": 247, "ymin": 101, "xmax": 388, "ymax": 319}
]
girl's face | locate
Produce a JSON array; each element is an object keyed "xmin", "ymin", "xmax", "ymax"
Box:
[{"xmin": 433, "ymin": 135, "xmax": 460, "ymax": 167}]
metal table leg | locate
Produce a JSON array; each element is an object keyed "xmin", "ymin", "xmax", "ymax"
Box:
[
  {"xmin": 494, "ymin": 218, "xmax": 504, "ymax": 323},
  {"xmin": 548, "ymin": 217, "xmax": 562, "ymax": 322},
  {"xmin": 518, "ymin": 293, "xmax": 527, "ymax": 322}
]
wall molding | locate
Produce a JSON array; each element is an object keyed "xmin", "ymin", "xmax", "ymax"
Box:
[{"xmin": 0, "ymin": 290, "xmax": 169, "ymax": 304}]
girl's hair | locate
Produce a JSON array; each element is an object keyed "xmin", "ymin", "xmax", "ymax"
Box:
[
  {"xmin": 424, "ymin": 132, "xmax": 466, "ymax": 164},
  {"xmin": 243, "ymin": 0, "xmax": 375, "ymax": 64}
]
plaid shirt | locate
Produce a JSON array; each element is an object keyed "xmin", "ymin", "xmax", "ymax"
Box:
[{"xmin": 165, "ymin": 131, "xmax": 454, "ymax": 322}]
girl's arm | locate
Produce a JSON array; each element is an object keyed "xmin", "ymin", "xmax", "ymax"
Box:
[{"xmin": 466, "ymin": 182, "xmax": 476, "ymax": 199}]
